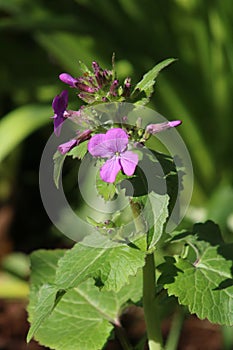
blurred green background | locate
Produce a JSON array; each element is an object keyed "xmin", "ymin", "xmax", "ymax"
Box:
[{"xmin": 0, "ymin": 0, "xmax": 233, "ymax": 297}]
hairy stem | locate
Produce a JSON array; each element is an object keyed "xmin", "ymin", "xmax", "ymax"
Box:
[
  {"xmin": 143, "ymin": 253, "xmax": 163, "ymax": 350},
  {"xmin": 129, "ymin": 199, "xmax": 163, "ymax": 350}
]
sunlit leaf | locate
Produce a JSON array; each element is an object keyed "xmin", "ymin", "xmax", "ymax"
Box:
[
  {"xmin": 159, "ymin": 221, "xmax": 233, "ymax": 325},
  {"xmin": 27, "ymin": 250, "xmax": 143, "ymax": 349}
]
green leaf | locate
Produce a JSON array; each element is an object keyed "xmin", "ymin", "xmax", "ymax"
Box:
[
  {"xmin": 27, "ymin": 250, "xmax": 66, "ymax": 342},
  {"xmin": 0, "ymin": 104, "xmax": 51, "ymax": 163},
  {"xmin": 53, "ymin": 150, "xmax": 67, "ymax": 189},
  {"xmin": 96, "ymin": 171, "xmax": 129, "ymax": 201},
  {"xmin": 146, "ymin": 193, "xmax": 169, "ymax": 249},
  {"xmin": 159, "ymin": 222, "xmax": 233, "ymax": 325},
  {"xmin": 67, "ymin": 140, "xmax": 88, "ymax": 159},
  {"xmin": 96, "ymin": 176, "xmax": 116, "ymax": 201},
  {"xmin": 78, "ymin": 60, "xmax": 92, "ymax": 75},
  {"xmin": 132, "ymin": 58, "xmax": 177, "ymax": 105},
  {"xmin": 28, "ymin": 250, "xmax": 142, "ymax": 350},
  {"xmin": 27, "ymin": 283, "xmax": 58, "ymax": 342},
  {"xmin": 55, "ymin": 239, "xmax": 146, "ymax": 292}
]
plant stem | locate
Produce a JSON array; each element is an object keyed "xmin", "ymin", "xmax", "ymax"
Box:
[
  {"xmin": 115, "ymin": 325, "xmax": 133, "ymax": 350},
  {"xmin": 143, "ymin": 253, "xmax": 163, "ymax": 350},
  {"xmin": 164, "ymin": 309, "xmax": 184, "ymax": 350},
  {"xmin": 129, "ymin": 199, "xmax": 163, "ymax": 350}
]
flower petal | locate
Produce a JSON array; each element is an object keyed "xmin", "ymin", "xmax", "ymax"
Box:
[
  {"xmin": 146, "ymin": 120, "xmax": 182, "ymax": 135},
  {"xmin": 53, "ymin": 115, "xmax": 65, "ymax": 137},
  {"xmin": 100, "ymin": 156, "xmax": 121, "ymax": 183},
  {"xmin": 88, "ymin": 133, "xmax": 114, "ymax": 158},
  {"xmin": 119, "ymin": 151, "xmax": 138, "ymax": 176},
  {"xmin": 52, "ymin": 90, "xmax": 68, "ymax": 114},
  {"xmin": 59, "ymin": 73, "xmax": 78, "ymax": 87},
  {"xmin": 104, "ymin": 128, "xmax": 128, "ymax": 153},
  {"xmin": 58, "ymin": 139, "xmax": 77, "ymax": 154}
]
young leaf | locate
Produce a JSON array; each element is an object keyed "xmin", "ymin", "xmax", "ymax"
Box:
[
  {"xmin": 53, "ymin": 150, "xmax": 67, "ymax": 189},
  {"xmin": 96, "ymin": 177, "xmax": 117, "ymax": 201},
  {"xmin": 67, "ymin": 140, "xmax": 88, "ymax": 159},
  {"xmin": 96, "ymin": 171, "xmax": 129, "ymax": 201},
  {"xmin": 132, "ymin": 58, "xmax": 177, "ymax": 105},
  {"xmin": 79, "ymin": 60, "xmax": 92, "ymax": 75}
]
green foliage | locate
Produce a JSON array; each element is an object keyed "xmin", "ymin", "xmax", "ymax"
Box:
[
  {"xmin": 55, "ymin": 238, "xmax": 146, "ymax": 292},
  {"xmin": 96, "ymin": 171, "xmax": 129, "ymax": 201},
  {"xmin": 67, "ymin": 140, "xmax": 88, "ymax": 159},
  {"xmin": 132, "ymin": 58, "xmax": 177, "ymax": 105},
  {"xmin": 159, "ymin": 221, "xmax": 233, "ymax": 325},
  {"xmin": 146, "ymin": 193, "xmax": 169, "ymax": 249},
  {"xmin": 53, "ymin": 151, "xmax": 66, "ymax": 189},
  {"xmin": 27, "ymin": 250, "xmax": 142, "ymax": 348}
]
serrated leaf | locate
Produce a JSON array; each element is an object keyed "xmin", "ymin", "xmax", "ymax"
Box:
[
  {"xmin": 67, "ymin": 140, "xmax": 88, "ymax": 159},
  {"xmin": 53, "ymin": 150, "xmax": 67, "ymax": 189},
  {"xmin": 55, "ymin": 238, "xmax": 146, "ymax": 292},
  {"xmin": 132, "ymin": 58, "xmax": 177, "ymax": 105},
  {"xmin": 96, "ymin": 177, "xmax": 116, "ymax": 201},
  {"xmin": 169, "ymin": 221, "xmax": 224, "ymax": 260},
  {"xmin": 96, "ymin": 171, "xmax": 129, "ymax": 201},
  {"xmin": 28, "ymin": 250, "xmax": 143, "ymax": 350},
  {"xmin": 27, "ymin": 284, "xmax": 58, "ymax": 342},
  {"xmin": 159, "ymin": 222, "xmax": 233, "ymax": 325}
]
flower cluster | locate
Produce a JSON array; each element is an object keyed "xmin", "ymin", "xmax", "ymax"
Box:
[
  {"xmin": 51, "ymin": 60, "xmax": 181, "ymax": 183},
  {"xmin": 59, "ymin": 61, "xmax": 131, "ymax": 104}
]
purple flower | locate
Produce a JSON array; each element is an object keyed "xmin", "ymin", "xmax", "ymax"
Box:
[
  {"xmin": 60, "ymin": 73, "xmax": 97, "ymax": 93},
  {"xmin": 58, "ymin": 139, "xmax": 78, "ymax": 154},
  {"xmin": 122, "ymin": 77, "xmax": 131, "ymax": 97},
  {"xmin": 92, "ymin": 61, "xmax": 113, "ymax": 88},
  {"xmin": 52, "ymin": 90, "xmax": 68, "ymax": 136},
  {"xmin": 109, "ymin": 79, "xmax": 119, "ymax": 96},
  {"xmin": 59, "ymin": 73, "xmax": 78, "ymax": 88},
  {"xmin": 58, "ymin": 129, "xmax": 92, "ymax": 155},
  {"xmin": 145, "ymin": 120, "xmax": 182, "ymax": 135},
  {"xmin": 88, "ymin": 128, "xmax": 138, "ymax": 183}
]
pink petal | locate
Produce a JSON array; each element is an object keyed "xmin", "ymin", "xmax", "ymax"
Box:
[
  {"xmin": 146, "ymin": 120, "xmax": 182, "ymax": 134},
  {"xmin": 168, "ymin": 120, "xmax": 182, "ymax": 127},
  {"xmin": 105, "ymin": 128, "xmax": 128, "ymax": 153},
  {"xmin": 100, "ymin": 157, "xmax": 121, "ymax": 183},
  {"xmin": 119, "ymin": 151, "xmax": 138, "ymax": 176},
  {"xmin": 58, "ymin": 139, "xmax": 77, "ymax": 154},
  {"xmin": 59, "ymin": 73, "xmax": 77, "ymax": 87},
  {"xmin": 88, "ymin": 133, "xmax": 114, "ymax": 158}
]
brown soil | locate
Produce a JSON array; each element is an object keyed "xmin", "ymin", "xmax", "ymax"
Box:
[{"xmin": 0, "ymin": 300, "xmax": 224, "ymax": 350}]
